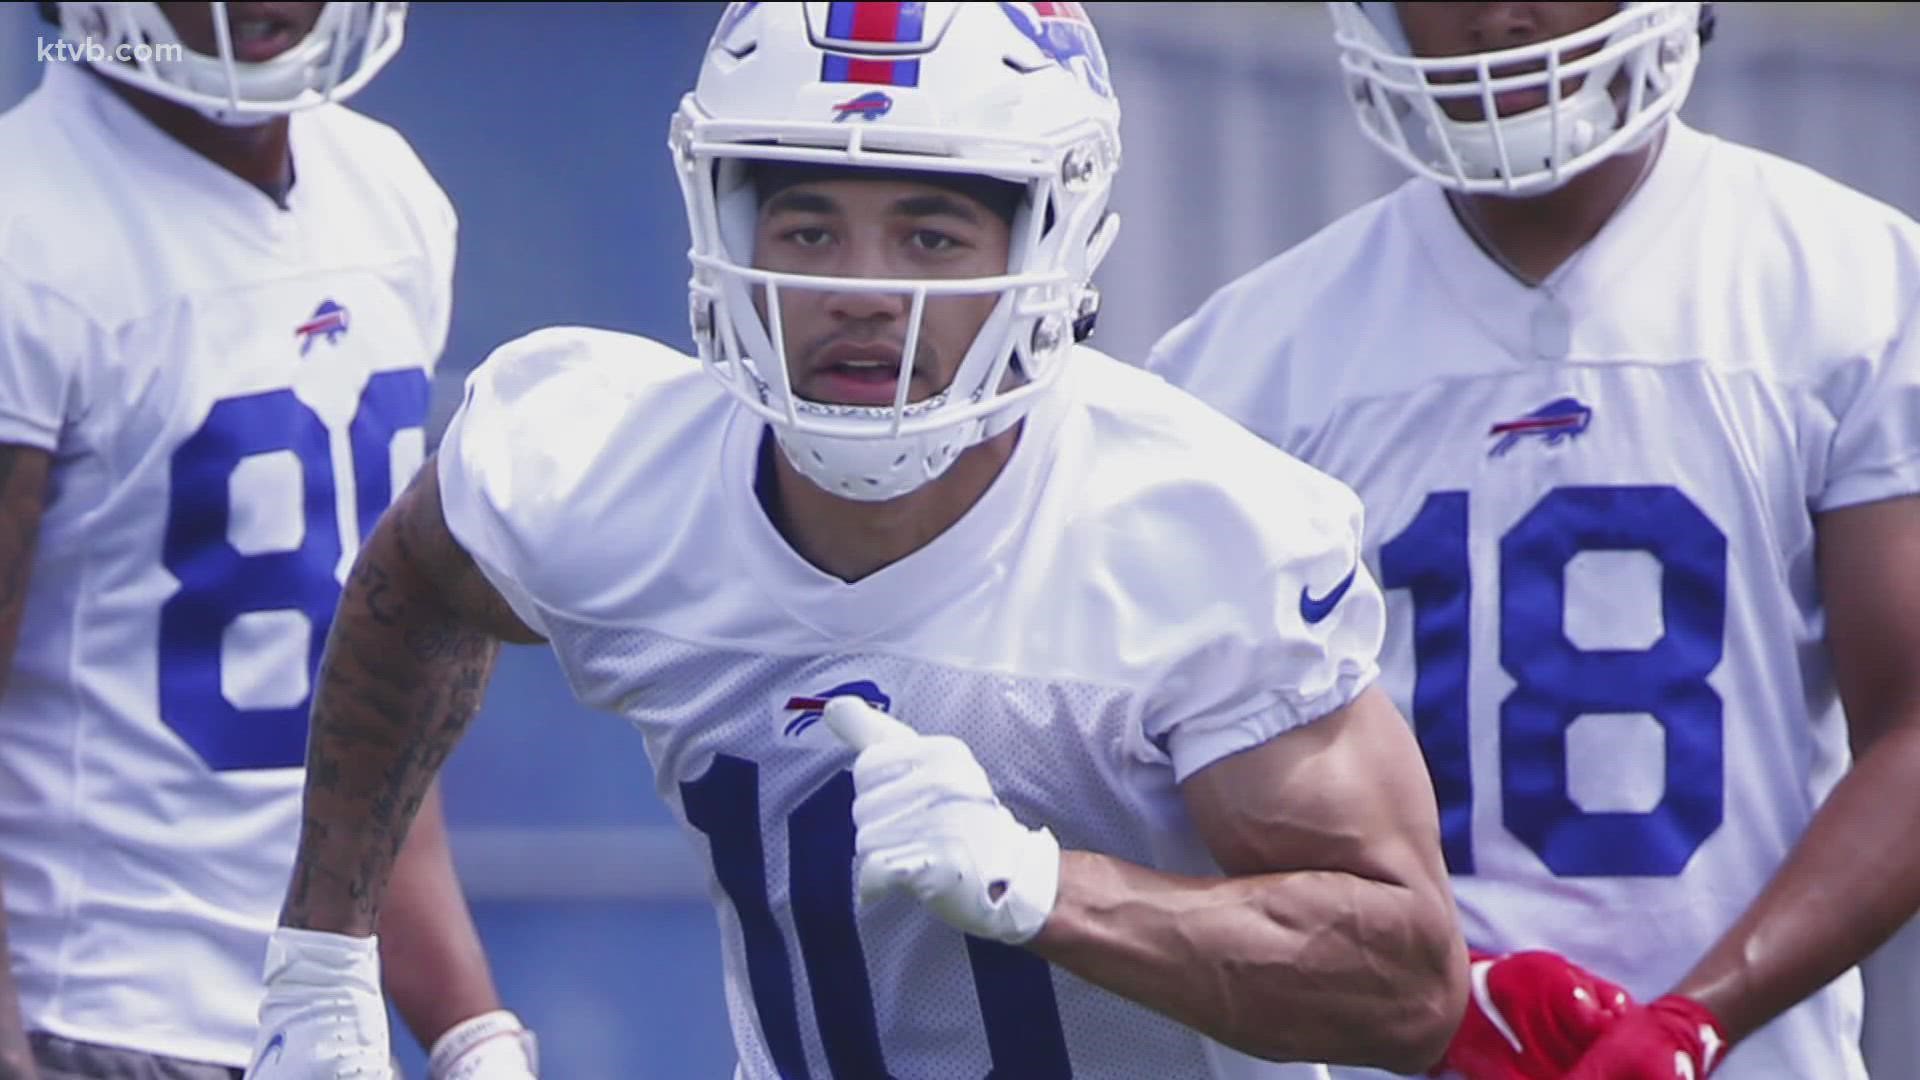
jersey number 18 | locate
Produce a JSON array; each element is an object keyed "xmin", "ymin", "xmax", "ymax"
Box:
[{"xmin": 1381, "ymin": 484, "xmax": 1728, "ymax": 878}]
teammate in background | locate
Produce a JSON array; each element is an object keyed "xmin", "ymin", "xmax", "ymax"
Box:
[
  {"xmin": 1149, "ymin": 2, "xmax": 1920, "ymax": 1078},
  {"xmin": 239, "ymin": 3, "xmax": 1468, "ymax": 1077},
  {"xmin": 0, "ymin": 4, "xmax": 536, "ymax": 1078}
]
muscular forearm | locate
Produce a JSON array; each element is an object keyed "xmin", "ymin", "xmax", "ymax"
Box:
[
  {"xmin": 378, "ymin": 781, "xmax": 503, "ymax": 1048},
  {"xmin": 1675, "ymin": 718, "xmax": 1920, "ymax": 1042},
  {"xmin": 281, "ymin": 532, "xmax": 499, "ymax": 937},
  {"xmin": 1029, "ymin": 849, "xmax": 1462, "ymax": 1071}
]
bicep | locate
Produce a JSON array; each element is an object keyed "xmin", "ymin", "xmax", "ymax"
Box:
[
  {"xmin": 0, "ymin": 443, "xmax": 51, "ymax": 691},
  {"xmin": 1816, "ymin": 494, "xmax": 1920, "ymax": 753},
  {"xmin": 1179, "ymin": 685, "xmax": 1447, "ymax": 889},
  {"xmin": 375, "ymin": 459, "xmax": 544, "ymax": 646}
]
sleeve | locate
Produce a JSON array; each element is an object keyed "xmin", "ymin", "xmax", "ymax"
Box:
[
  {"xmin": 1143, "ymin": 478, "xmax": 1386, "ymax": 783},
  {"xmin": 0, "ymin": 261, "xmax": 94, "ymax": 451},
  {"xmin": 417, "ymin": 175, "xmax": 458, "ymax": 371},
  {"xmin": 1814, "ymin": 287, "xmax": 1920, "ymax": 511},
  {"xmin": 1143, "ymin": 292, "xmax": 1299, "ymax": 457},
  {"xmin": 1141, "ymin": 310, "xmax": 1202, "ymax": 384},
  {"xmin": 435, "ymin": 332, "xmax": 589, "ymax": 640},
  {"xmin": 370, "ymin": 119, "xmax": 459, "ymax": 373}
]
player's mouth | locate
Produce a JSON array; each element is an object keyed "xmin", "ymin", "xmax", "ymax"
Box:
[
  {"xmin": 805, "ymin": 344, "xmax": 923, "ymax": 408},
  {"xmin": 225, "ymin": 5, "xmax": 305, "ymax": 63},
  {"xmin": 1485, "ymin": 62, "xmax": 1578, "ymax": 117},
  {"xmin": 1430, "ymin": 55, "xmax": 1600, "ymax": 121}
]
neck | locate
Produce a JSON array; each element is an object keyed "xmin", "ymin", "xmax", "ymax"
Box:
[
  {"xmin": 98, "ymin": 73, "xmax": 293, "ymax": 203},
  {"xmin": 765, "ymin": 422, "xmax": 1023, "ymax": 584},
  {"xmin": 1448, "ymin": 125, "xmax": 1668, "ymax": 285}
]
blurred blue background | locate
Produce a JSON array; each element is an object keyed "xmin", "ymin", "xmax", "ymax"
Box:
[{"xmin": 6, "ymin": 3, "xmax": 1920, "ymax": 1077}]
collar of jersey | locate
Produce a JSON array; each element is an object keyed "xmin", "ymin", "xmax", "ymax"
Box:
[
  {"xmin": 1403, "ymin": 118, "xmax": 1716, "ymax": 363},
  {"xmin": 44, "ymin": 61, "xmax": 306, "ymax": 245},
  {"xmin": 720, "ymin": 374, "xmax": 1071, "ymax": 645}
]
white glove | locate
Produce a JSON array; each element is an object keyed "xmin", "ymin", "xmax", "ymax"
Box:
[
  {"xmin": 427, "ymin": 1010, "xmax": 539, "ymax": 1080},
  {"xmin": 245, "ymin": 927, "xmax": 393, "ymax": 1080},
  {"xmin": 823, "ymin": 696, "xmax": 1060, "ymax": 945}
]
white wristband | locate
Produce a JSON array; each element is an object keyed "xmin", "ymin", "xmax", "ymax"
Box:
[{"xmin": 427, "ymin": 1009, "xmax": 538, "ymax": 1080}]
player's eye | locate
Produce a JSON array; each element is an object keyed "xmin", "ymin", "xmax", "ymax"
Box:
[
  {"xmin": 780, "ymin": 225, "xmax": 833, "ymax": 248},
  {"xmin": 908, "ymin": 228, "xmax": 964, "ymax": 253}
]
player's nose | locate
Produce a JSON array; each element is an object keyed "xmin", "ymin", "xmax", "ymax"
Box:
[
  {"xmin": 1467, "ymin": 3, "xmax": 1548, "ymax": 51},
  {"xmin": 821, "ymin": 259, "xmax": 912, "ymax": 323}
]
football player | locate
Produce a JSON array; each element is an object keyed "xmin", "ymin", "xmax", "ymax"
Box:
[
  {"xmin": 1149, "ymin": 3, "xmax": 1920, "ymax": 1078},
  {"xmin": 240, "ymin": 3, "xmax": 1471, "ymax": 1078},
  {"xmin": 0, "ymin": 4, "xmax": 535, "ymax": 1078}
]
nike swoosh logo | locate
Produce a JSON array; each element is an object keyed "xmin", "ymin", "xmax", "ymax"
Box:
[
  {"xmin": 1299, "ymin": 565, "xmax": 1358, "ymax": 625},
  {"xmin": 251, "ymin": 1031, "xmax": 287, "ymax": 1074},
  {"xmin": 1468, "ymin": 959, "xmax": 1525, "ymax": 1055}
]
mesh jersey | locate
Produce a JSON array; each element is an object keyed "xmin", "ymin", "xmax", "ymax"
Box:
[
  {"xmin": 1149, "ymin": 120, "xmax": 1920, "ymax": 1080},
  {"xmin": 0, "ymin": 62, "xmax": 454, "ymax": 1066},
  {"xmin": 438, "ymin": 328, "xmax": 1387, "ymax": 1079}
]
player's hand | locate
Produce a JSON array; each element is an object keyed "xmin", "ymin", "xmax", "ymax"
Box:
[
  {"xmin": 1430, "ymin": 949, "xmax": 1635, "ymax": 1080},
  {"xmin": 1563, "ymin": 995, "xmax": 1729, "ymax": 1080},
  {"xmin": 427, "ymin": 1010, "xmax": 539, "ymax": 1079},
  {"xmin": 244, "ymin": 927, "xmax": 393, "ymax": 1079},
  {"xmin": 824, "ymin": 696, "xmax": 1060, "ymax": 946}
]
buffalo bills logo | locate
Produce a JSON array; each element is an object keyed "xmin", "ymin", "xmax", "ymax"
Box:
[
  {"xmin": 295, "ymin": 299, "xmax": 349, "ymax": 356},
  {"xmin": 784, "ymin": 679, "xmax": 892, "ymax": 737},
  {"xmin": 998, "ymin": 2, "xmax": 1112, "ymax": 100},
  {"xmin": 833, "ymin": 90, "xmax": 893, "ymax": 122},
  {"xmin": 1488, "ymin": 396, "xmax": 1593, "ymax": 457}
]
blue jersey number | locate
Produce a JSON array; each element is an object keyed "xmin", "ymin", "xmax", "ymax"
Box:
[
  {"xmin": 1379, "ymin": 485, "xmax": 1727, "ymax": 877},
  {"xmin": 158, "ymin": 370, "xmax": 430, "ymax": 772},
  {"xmin": 682, "ymin": 756, "xmax": 1072, "ymax": 1078}
]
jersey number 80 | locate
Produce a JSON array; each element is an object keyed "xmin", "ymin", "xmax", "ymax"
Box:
[{"xmin": 158, "ymin": 370, "xmax": 429, "ymax": 772}]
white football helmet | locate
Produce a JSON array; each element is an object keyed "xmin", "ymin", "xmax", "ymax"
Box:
[
  {"xmin": 53, "ymin": 2, "xmax": 406, "ymax": 125},
  {"xmin": 1330, "ymin": 2, "xmax": 1708, "ymax": 196},
  {"xmin": 673, "ymin": 2, "xmax": 1123, "ymax": 502}
]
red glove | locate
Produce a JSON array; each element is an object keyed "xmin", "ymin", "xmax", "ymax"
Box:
[
  {"xmin": 1430, "ymin": 949, "xmax": 1636, "ymax": 1080},
  {"xmin": 1564, "ymin": 995, "xmax": 1730, "ymax": 1079}
]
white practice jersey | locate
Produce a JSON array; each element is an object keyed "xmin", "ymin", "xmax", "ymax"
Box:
[
  {"xmin": 0, "ymin": 63, "xmax": 453, "ymax": 1066},
  {"xmin": 1150, "ymin": 120, "xmax": 1920, "ymax": 1080},
  {"xmin": 439, "ymin": 329, "xmax": 1387, "ymax": 1080}
]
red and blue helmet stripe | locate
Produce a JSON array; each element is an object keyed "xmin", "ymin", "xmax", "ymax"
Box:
[{"xmin": 819, "ymin": 2, "xmax": 926, "ymax": 87}]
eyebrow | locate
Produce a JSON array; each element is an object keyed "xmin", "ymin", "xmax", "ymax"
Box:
[
  {"xmin": 760, "ymin": 189, "xmax": 983, "ymax": 226},
  {"xmin": 761, "ymin": 189, "xmax": 837, "ymax": 217},
  {"xmin": 893, "ymin": 193, "xmax": 982, "ymax": 225}
]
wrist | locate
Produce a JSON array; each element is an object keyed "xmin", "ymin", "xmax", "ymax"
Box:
[
  {"xmin": 998, "ymin": 824, "xmax": 1061, "ymax": 945},
  {"xmin": 428, "ymin": 1009, "xmax": 537, "ymax": 1080},
  {"xmin": 1651, "ymin": 993, "xmax": 1731, "ymax": 1073},
  {"xmin": 1652, "ymin": 993, "xmax": 1727, "ymax": 1037},
  {"xmin": 265, "ymin": 926, "xmax": 381, "ymax": 988},
  {"xmin": 1663, "ymin": 977, "xmax": 1744, "ymax": 1040}
]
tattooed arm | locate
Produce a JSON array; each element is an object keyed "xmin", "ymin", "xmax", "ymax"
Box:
[
  {"xmin": 281, "ymin": 458, "xmax": 540, "ymax": 937},
  {"xmin": 0, "ymin": 444, "xmax": 50, "ymax": 1080},
  {"xmin": 377, "ymin": 780, "xmax": 511, "ymax": 1050}
]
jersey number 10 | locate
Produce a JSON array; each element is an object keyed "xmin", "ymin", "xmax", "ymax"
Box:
[
  {"xmin": 684, "ymin": 757, "xmax": 1073, "ymax": 1077},
  {"xmin": 158, "ymin": 370, "xmax": 430, "ymax": 771},
  {"xmin": 1380, "ymin": 484, "xmax": 1728, "ymax": 878}
]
